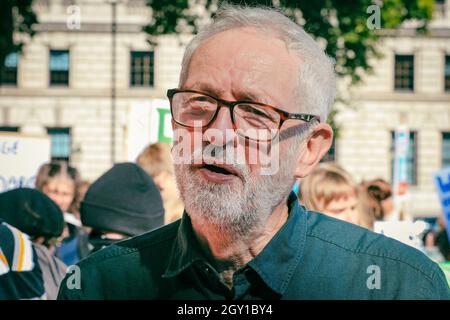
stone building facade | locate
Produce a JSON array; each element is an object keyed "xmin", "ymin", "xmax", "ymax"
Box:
[
  {"xmin": 336, "ymin": 2, "xmax": 450, "ymax": 217},
  {"xmin": 0, "ymin": 0, "xmax": 185, "ymax": 181}
]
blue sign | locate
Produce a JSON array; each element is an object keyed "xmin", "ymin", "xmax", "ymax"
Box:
[{"xmin": 434, "ymin": 167, "xmax": 450, "ymax": 241}]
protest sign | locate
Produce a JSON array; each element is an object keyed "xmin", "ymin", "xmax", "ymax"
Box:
[
  {"xmin": 433, "ymin": 166, "xmax": 450, "ymax": 242},
  {"xmin": 0, "ymin": 133, "xmax": 51, "ymax": 192},
  {"xmin": 127, "ymin": 99, "xmax": 173, "ymax": 161}
]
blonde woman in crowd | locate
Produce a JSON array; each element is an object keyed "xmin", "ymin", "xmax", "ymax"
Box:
[
  {"xmin": 136, "ymin": 142, "xmax": 184, "ymax": 223},
  {"xmin": 298, "ymin": 162, "xmax": 361, "ymax": 226},
  {"xmin": 35, "ymin": 161, "xmax": 89, "ymax": 265},
  {"xmin": 35, "ymin": 161, "xmax": 81, "ymax": 219}
]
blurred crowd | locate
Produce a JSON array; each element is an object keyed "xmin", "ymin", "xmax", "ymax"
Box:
[{"xmin": 0, "ymin": 142, "xmax": 449, "ymax": 299}]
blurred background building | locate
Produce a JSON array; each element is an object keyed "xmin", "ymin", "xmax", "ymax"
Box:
[
  {"xmin": 336, "ymin": 0, "xmax": 450, "ymax": 217},
  {"xmin": 0, "ymin": 0, "xmax": 185, "ymax": 181},
  {"xmin": 0, "ymin": 0, "xmax": 449, "ymax": 218}
]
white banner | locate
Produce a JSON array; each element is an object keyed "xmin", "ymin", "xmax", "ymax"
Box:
[
  {"xmin": 0, "ymin": 133, "xmax": 51, "ymax": 193},
  {"xmin": 127, "ymin": 99, "xmax": 173, "ymax": 162}
]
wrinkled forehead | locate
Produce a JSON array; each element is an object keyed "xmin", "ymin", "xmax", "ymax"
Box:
[{"xmin": 184, "ymin": 28, "xmax": 301, "ymax": 111}]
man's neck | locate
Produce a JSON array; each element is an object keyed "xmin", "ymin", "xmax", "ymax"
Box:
[{"xmin": 190, "ymin": 199, "xmax": 289, "ymax": 288}]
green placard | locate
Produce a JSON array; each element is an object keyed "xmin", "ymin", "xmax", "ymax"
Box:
[{"xmin": 157, "ymin": 108, "xmax": 172, "ymax": 143}]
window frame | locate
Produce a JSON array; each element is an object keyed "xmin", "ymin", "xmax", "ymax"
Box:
[
  {"xmin": 0, "ymin": 126, "xmax": 20, "ymax": 133},
  {"xmin": 445, "ymin": 55, "xmax": 450, "ymax": 92},
  {"xmin": 0, "ymin": 52, "xmax": 19, "ymax": 86},
  {"xmin": 46, "ymin": 127, "xmax": 72, "ymax": 163},
  {"xmin": 49, "ymin": 49, "xmax": 70, "ymax": 87},
  {"xmin": 129, "ymin": 51, "xmax": 155, "ymax": 88},
  {"xmin": 394, "ymin": 54, "xmax": 415, "ymax": 92}
]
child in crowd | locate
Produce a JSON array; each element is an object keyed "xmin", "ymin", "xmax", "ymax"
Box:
[
  {"xmin": 136, "ymin": 142, "xmax": 184, "ymax": 223},
  {"xmin": 298, "ymin": 162, "xmax": 361, "ymax": 226}
]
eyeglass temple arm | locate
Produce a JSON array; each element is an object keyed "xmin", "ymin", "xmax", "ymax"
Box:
[{"xmin": 287, "ymin": 113, "xmax": 319, "ymax": 122}]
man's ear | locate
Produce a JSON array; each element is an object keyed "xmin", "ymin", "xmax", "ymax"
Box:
[{"xmin": 294, "ymin": 123, "xmax": 333, "ymax": 179}]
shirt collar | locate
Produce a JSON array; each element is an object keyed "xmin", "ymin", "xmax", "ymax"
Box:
[
  {"xmin": 163, "ymin": 192, "xmax": 308, "ymax": 296},
  {"xmin": 247, "ymin": 192, "xmax": 307, "ymax": 295},
  {"xmin": 163, "ymin": 211, "xmax": 205, "ymax": 278}
]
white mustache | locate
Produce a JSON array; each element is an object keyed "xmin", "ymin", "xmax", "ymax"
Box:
[{"xmin": 190, "ymin": 143, "xmax": 249, "ymax": 180}]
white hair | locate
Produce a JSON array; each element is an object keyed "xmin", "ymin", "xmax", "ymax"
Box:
[{"xmin": 179, "ymin": 3, "xmax": 336, "ymax": 123}]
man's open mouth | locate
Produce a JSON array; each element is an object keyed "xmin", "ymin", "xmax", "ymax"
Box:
[
  {"xmin": 192, "ymin": 162, "xmax": 241, "ymax": 180},
  {"xmin": 202, "ymin": 164, "xmax": 234, "ymax": 175}
]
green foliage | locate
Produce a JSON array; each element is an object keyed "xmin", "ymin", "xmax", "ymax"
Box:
[
  {"xmin": 0, "ymin": 0, "xmax": 37, "ymax": 72},
  {"xmin": 1, "ymin": 0, "xmax": 433, "ymax": 85},
  {"xmin": 144, "ymin": 0, "xmax": 434, "ymax": 85}
]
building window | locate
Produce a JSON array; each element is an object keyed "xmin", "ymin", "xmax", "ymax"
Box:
[
  {"xmin": 47, "ymin": 127, "xmax": 71, "ymax": 162},
  {"xmin": 130, "ymin": 51, "xmax": 154, "ymax": 87},
  {"xmin": 391, "ymin": 131, "xmax": 417, "ymax": 186},
  {"xmin": 445, "ymin": 55, "xmax": 450, "ymax": 92},
  {"xmin": 0, "ymin": 126, "xmax": 20, "ymax": 132},
  {"xmin": 443, "ymin": 132, "xmax": 450, "ymax": 168},
  {"xmin": 49, "ymin": 50, "xmax": 69, "ymax": 86},
  {"xmin": 0, "ymin": 52, "xmax": 18, "ymax": 86},
  {"xmin": 394, "ymin": 54, "xmax": 414, "ymax": 91}
]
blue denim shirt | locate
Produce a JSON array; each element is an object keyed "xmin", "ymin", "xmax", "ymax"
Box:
[{"xmin": 58, "ymin": 193, "xmax": 450, "ymax": 300}]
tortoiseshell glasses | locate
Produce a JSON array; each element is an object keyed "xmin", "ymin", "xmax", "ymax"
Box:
[{"xmin": 167, "ymin": 89, "xmax": 319, "ymax": 141}]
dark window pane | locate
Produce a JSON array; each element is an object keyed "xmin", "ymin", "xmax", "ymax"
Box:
[
  {"xmin": 130, "ymin": 51, "xmax": 154, "ymax": 87},
  {"xmin": 0, "ymin": 126, "xmax": 19, "ymax": 132},
  {"xmin": 394, "ymin": 55, "xmax": 414, "ymax": 91},
  {"xmin": 47, "ymin": 127, "xmax": 71, "ymax": 162},
  {"xmin": 391, "ymin": 131, "xmax": 417, "ymax": 186},
  {"xmin": 0, "ymin": 52, "xmax": 18, "ymax": 86},
  {"xmin": 445, "ymin": 56, "xmax": 450, "ymax": 92},
  {"xmin": 50, "ymin": 50, "xmax": 69, "ymax": 86},
  {"xmin": 443, "ymin": 132, "xmax": 450, "ymax": 168}
]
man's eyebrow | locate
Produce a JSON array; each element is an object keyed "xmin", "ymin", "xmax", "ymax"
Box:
[
  {"xmin": 234, "ymin": 91, "xmax": 265, "ymax": 103},
  {"xmin": 233, "ymin": 90, "xmax": 272, "ymax": 105},
  {"xmin": 182, "ymin": 83, "xmax": 270, "ymax": 104},
  {"xmin": 182, "ymin": 83, "xmax": 225, "ymax": 97}
]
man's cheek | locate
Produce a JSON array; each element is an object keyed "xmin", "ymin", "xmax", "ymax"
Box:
[
  {"xmin": 172, "ymin": 128, "xmax": 194, "ymax": 165},
  {"xmin": 260, "ymin": 138, "xmax": 280, "ymax": 176}
]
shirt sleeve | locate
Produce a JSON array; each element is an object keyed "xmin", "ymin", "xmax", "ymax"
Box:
[{"xmin": 0, "ymin": 222, "xmax": 46, "ymax": 299}]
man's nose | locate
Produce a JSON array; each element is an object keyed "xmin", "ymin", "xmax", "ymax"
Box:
[{"xmin": 204, "ymin": 106, "xmax": 236, "ymax": 146}]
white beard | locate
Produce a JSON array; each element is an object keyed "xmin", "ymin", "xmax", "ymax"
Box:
[{"xmin": 174, "ymin": 136, "xmax": 304, "ymax": 238}]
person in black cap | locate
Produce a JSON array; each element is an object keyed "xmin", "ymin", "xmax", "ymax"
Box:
[
  {"xmin": 80, "ymin": 162, "xmax": 165, "ymax": 253},
  {"xmin": 0, "ymin": 188, "xmax": 67, "ymax": 299}
]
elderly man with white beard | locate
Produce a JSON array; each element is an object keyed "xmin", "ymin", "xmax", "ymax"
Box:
[{"xmin": 58, "ymin": 4, "xmax": 449, "ymax": 300}]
